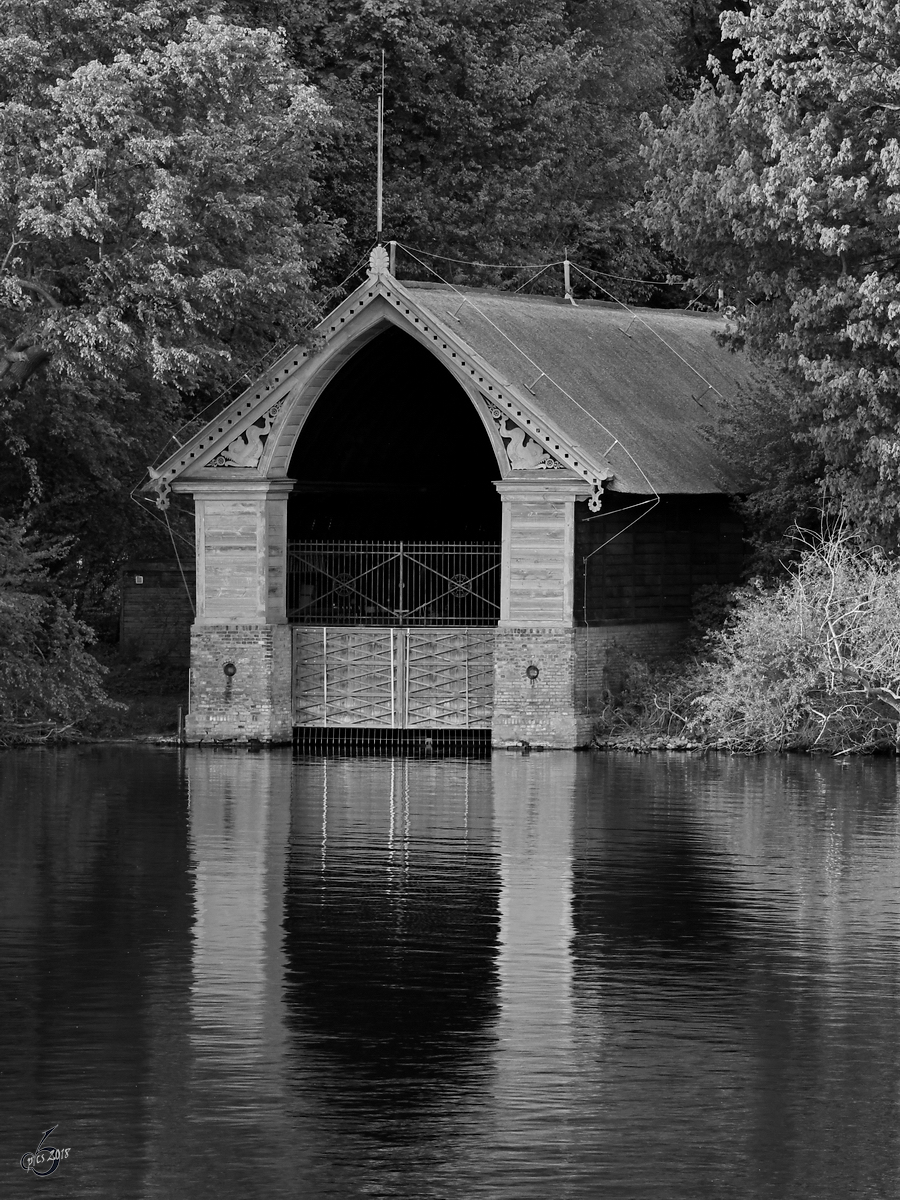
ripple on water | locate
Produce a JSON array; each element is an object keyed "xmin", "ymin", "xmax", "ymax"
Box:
[{"xmin": 0, "ymin": 748, "xmax": 899, "ymax": 1199}]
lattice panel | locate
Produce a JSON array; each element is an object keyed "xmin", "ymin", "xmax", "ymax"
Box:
[
  {"xmin": 293, "ymin": 627, "xmax": 495, "ymax": 730},
  {"xmin": 293, "ymin": 628, "xmax": 396, "ymax": 727},
  {"xmin": 404, "ymin": 630, "xmax": 495, "ymax": 729}
]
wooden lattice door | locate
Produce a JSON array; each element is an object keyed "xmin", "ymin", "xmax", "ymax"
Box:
[
  {"xmin": 292, "ymin": 627, "xmax": 494, "ymax": 729},
  {"xmin": 404, "ymin": 629, "xmax": 494, "ymax": 728}
]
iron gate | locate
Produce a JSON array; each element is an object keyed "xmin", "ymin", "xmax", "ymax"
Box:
[
  {"xmin": 292, "ymin": 627, "xmax": 495, "ymax": 729},
  {"xmin": 287, "ymin": 542, "xmax": 500, "ymax": 626}
]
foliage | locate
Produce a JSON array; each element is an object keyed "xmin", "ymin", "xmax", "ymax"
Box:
[
  {"xmin": 674, "ymin": 0, "xmax": 742, "ymax": 84},
  {"xmin": 238, "ymin": 0, "xmax": 688, "ymax": 280},
  {"xmin": 0, "ymin": 0, "xmax": 343, "ymax": 602},
  {"xmin": 591, "ymin": 648, "xmax": 704, "ymax": 745},
  {"xmin": 642, "ymin": 0, "xmax": 900, "ymax": 545},
  {"xmin": 80, "ymin": 642, "xmax": 188, "ymax": 738},
  {"xmin": 694, "ymin": 525, "xmax": 900, "ymax": 752},
  {"xmin": 712, "ymin": 374, "xmax": 824, "ymax": 574},
  {"xmin": 0, "ymin": 517, "xmax": 114, "ymax": 742}
]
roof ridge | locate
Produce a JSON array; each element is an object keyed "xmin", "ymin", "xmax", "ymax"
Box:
[{"xmin": 400, "ymin": 280, "xmax": 722, "ymax": 321}]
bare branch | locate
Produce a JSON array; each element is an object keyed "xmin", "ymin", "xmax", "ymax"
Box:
[
  {"xmin": 1, "ymin": 236, "xmax": 28, "ymax": 273},
  {"xmin": 14, "ymin": 277, "xmax": 64, "ymax": 310}
]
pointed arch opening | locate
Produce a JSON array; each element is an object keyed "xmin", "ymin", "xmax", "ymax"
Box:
[
  {"xmin": 287, "ymin": 326, "xmax": 501, "ymax": 540},
  {"xmin": 286, "ymin": 327, "xmax": 502, "ymax": 630}
]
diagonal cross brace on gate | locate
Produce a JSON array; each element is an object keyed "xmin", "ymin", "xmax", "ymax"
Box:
[
  {"xmin": 287, "ymin": 542, "xmax": 500, "ymax": 627},
  {"xmin": 292, "ymin": 626, "xmax": 495, "ymax": 729}
]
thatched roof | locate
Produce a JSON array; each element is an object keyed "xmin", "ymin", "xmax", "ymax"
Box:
[{"xmin": 406, "ymin": 282, "xmax": 754, "ymax": 495}]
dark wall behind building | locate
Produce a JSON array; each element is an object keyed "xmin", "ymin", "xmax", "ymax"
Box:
[
  {"xmin": 575, "ymin": 494, "xmax": 745, "ymax": 626},
  {"xmin": 120, "ymin": 563, "xmax": 196, "ymax": 664}
]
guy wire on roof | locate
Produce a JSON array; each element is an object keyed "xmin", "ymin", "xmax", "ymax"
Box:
[
  {"xmin": 395, "ymin": 240, "xmax": 661, "ymax": 503},
  {"xmin": 397, "ymin": 244, "xmax": 687, "ymax": 287},
  {"xmin": 392, "ymin": 239, "xmax": 749, "ymax": 624}
]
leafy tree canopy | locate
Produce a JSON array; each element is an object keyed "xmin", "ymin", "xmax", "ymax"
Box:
[
  {"xmin": 643, "ymin": 0, "xmax": 900, "ymax": 546},
  {"xmin": 239, "ymin": 0, "xmax": 690, "ymax": 278},
  {"xmin": 0, "ymin": 0, "xmax": 343, "ymax": 600}
]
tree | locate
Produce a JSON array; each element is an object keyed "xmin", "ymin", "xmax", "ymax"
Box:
[
  {"xmin": 0, "ymin": 0, "xmax": 343, "ymax": 606},
  {"xmin": 0, "ymin": 517, "xmax": 112, "ymax": 742},
  {"xmin": 238, "ymin": 0, "xmax": 683, "ymax": 280},
  {"xmin": 713, "ymin": 373, "xmax": 824, "ymax": 574},
  {"xmin": 643, "ymin": 0, "xmax": 900, "ymax": 545}
]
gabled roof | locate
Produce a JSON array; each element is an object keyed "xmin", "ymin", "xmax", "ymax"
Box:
[
  {"xmin": 145, "ymin": 252, "xmax": 754, "ymax": 504},
  {"xmin": 404, "ymin": 283, "xmax": 752, "ymax": 495}
]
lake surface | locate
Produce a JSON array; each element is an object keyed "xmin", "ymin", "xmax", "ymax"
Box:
[{"xmin": 1, "ymin": 748, "xmax": 899, "ymax": 1198}]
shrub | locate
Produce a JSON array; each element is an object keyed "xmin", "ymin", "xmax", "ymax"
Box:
[
  {"xmin": 693, "ymin": 525, "xmax": 900, "ymax": 753},
  {"xmin": 0, "ymin": 518, "xmax": 113, "ymax": 744},
  {"xmin": 592, "ymin": 648, "xmax": 704, "ymax": 743}
]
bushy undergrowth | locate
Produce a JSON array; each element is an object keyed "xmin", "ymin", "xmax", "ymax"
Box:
[
  {"xmin": 592, "ymin": 651, "xmax": 703, "ymax": 744},
  {"xmin": 82, "ymin": 646, "xmax": 187, "ymax": 738},
  {"xmin": 0, "ymin": 518, "xmax": 116, "ymax": 745},
  {"xmin": 595, "ymin": 526, "xmax": 900, "ymax": 754}
]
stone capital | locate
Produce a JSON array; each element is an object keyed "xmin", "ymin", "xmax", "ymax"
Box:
[
  {"xmin": 171, "ymin": 478, "xmax": 296, "ymax": 501},
  {"xmin": 493, "ymin": 472, "xmax": 592, "ymax": 504}
]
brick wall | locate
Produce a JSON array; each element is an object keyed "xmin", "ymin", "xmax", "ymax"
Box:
[
  {"xmin": 187, "ymin": 623, "xmax": 292, "ymax": 743},
  {"xmin": 492, "ymin": 626, "xmax": 593, "ymax": 749},
  {"xmin": 574, "ymin": 621, "xmax": 690, "ymax": 714}
]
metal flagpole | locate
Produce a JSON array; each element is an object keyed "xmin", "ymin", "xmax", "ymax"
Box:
[{"xmin": 376, "ymin": 50, "xmax": 385, "ymax": 239}]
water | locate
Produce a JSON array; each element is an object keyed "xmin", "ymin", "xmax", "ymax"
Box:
[{"xmin": 1, "ymin": 748, "xmax": 899, "ymax": 1198}]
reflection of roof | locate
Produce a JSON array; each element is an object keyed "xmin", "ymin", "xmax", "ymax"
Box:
[{"xmin": 405, "ymin": 282, "xmax": 754, "ymax": 495}]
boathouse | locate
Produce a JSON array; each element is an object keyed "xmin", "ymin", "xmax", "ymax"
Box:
[{"xmin": 144, "ymin": 247, "xmax": 752, "ymax": 748}]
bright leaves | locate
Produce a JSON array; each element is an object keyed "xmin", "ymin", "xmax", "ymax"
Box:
[
  {"xmin": 0, "ymin": 0, "xmax": 343, "ymax": 609},
  {"xmin": 0, "ymin": 4, "xmax": 340, "ymax": 396},
  {"xmin": 644, "ymin": 0, "xmax": 900, "ymax": 545}
]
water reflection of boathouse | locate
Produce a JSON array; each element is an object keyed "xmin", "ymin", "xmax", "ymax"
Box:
[{"xmin": 145, "ymin": 247, "xmax": 750, "ymax": 747}]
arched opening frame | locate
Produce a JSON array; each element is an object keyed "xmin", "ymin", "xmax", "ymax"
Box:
[{"xmin": 260, "ymin": 300, "xmax": 510, "ymax": 484}]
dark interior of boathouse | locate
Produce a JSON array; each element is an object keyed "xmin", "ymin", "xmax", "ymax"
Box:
[{"xmin": 286, "ymin": 326, "xmax": 500, "ymax": 542}]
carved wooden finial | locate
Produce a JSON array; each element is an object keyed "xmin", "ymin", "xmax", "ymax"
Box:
[{"xmin": 368, "ymin": 244, "xmax": 390, "ymax": 279}]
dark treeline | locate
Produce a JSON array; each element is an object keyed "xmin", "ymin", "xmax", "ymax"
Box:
[{"xmin": 235, "ymin": 0, "xmax": 729, "ymax": 278}]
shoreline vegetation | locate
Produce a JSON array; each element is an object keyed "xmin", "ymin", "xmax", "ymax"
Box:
[
  {"xmin": 5, "ymin": 528, "xmax": 900, "ymax": 757},
  {"xmin": 592, "ymin": 526, "xmax": 900, "ymax": 757}
]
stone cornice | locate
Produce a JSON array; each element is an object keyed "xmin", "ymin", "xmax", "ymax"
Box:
[{"xmin": 171, "ymin": 478, "xmax": 297, "ymax": 500}]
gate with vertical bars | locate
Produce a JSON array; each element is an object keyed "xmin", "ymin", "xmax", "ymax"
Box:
[{"xmin": 287, "ymin": 541, "xmax": 500, "ymax": 626}]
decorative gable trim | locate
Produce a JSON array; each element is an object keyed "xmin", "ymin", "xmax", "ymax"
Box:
[
  {"xmin": 487, "ymin": 402, "xmax": 568, "ymax": 471},
  {"xmin": 146, "ymin": 248, "xmax": 614, "ymax": 511},
  {"xmin": 368, "ymin": 282, "xmax": 612, "ymax": 509},
  {"xmin": 146, "ymin": 272, "xmax": 388, "ymax": 503}
]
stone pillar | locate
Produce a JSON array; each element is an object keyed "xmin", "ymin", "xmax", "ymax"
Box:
[
  {"xmin": 173, "ymin": 479, "xmax": 295, "ymax": 743},
  {"xmin": 492, "ymin": 473, "xmax": 592, "ymax": 749}
]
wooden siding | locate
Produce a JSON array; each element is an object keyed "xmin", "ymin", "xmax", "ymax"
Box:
[
  {"xmin": 576, "ymin": 495, "xmax": 744, "ymax": 624},
  {"xmin": 199, "ymin": 500, "xmax": 263, "ymax": 622},
  {"xmin": 119, "ymin": 563, "xmax": 195, "ymax": 662},
  {"xmin": 505, "ymin": 499, "xmax": 571, "ymax": 624},
  {"xmin": 190, "ymin": 484, "xmax": 291, "ymax": 625},
  {"xmin": 265, "ymin": 500, "xmax": 287, "ymax": 619}
]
